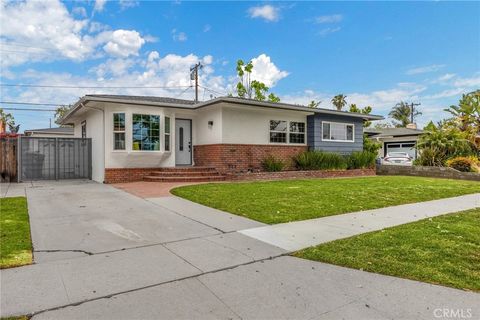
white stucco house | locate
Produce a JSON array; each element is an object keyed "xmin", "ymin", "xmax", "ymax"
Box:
[{"xmin": 61, "ymin": 95, "xmax": 382, "ymax": 183}]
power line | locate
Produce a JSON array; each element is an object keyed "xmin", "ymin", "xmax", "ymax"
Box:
[
  {"xmin": 0, "ymin": 101, "xmax": 64, "ymax": 106},
  {"xmin": 174, "ymin": 86, "xmax": 193, "ymax": 98},
  {"xmin": 1, "ymin": 107, "xmax": 56, "ymax": 112},
  {"xmin": 200, "ymin": 85, "xmax": 227, "ymax": 96},
  {"xmin": 0, "ymin": 83, "xmax": 193, "ymax": 89}
]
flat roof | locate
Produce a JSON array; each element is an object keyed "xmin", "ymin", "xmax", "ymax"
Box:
[{"xmin": 61, "ymin": 95, "xmax": 384, "ymax": 123}]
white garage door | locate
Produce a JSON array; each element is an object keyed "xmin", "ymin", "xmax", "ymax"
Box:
[{"xmin": 385, "ymin": 142, "xmax": 417, "ymax": 159}]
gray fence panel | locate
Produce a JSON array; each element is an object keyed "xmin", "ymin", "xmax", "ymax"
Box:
[{"xmin": 20, "ymin": 137, "xmax": 92, "ymax": 181}]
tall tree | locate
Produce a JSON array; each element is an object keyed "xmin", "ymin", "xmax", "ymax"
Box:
[
  {"xmin": 389, "ymin": 101, "xmax": 422, "ymax": 127},
  {"xmin": 0, "ymin": 108, "xmax": 16, "ymax": 133},
  {"xmin": 307, "ymin": 100, "xmax": 321, "ymax": 108},
  {"xmin": 331, "ymin": 94, "xmax": 347, "ymax": 111},
  {"xmin": 235, "ymin": 59, "xmax": 280, "ymax": 102},
  {"xmin": 54, "ymin": 105, "xmax": 72, "ymax": 125},
  {"xmin": 349, "ymin": 104, "xmax": 373, "ymax": 127},
  {"xmin": 443, "ymin": 90, "xmax": 480, "ymax": 149}
]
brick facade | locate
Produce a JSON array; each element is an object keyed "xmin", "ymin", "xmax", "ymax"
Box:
[
  {"xmin": 104, "ymin": 168, "xmax": 166, "ymax": 184},
  {"xmin": 193, "ymin": 143, "xmax": 308, "ymax": 173},
  {"xmin": 228, "ymin": 168, "xmax": 375, "ymax": 181}
]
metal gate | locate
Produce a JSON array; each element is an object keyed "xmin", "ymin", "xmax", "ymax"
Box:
[{"xmin": 20, "ymin": 137, "xmax": 92, "ymax": 181}]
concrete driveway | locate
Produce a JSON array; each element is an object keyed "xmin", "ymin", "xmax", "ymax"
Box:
[{"xmin": 1, "ymin": 180, "xmax": 479, "ymax": 319}]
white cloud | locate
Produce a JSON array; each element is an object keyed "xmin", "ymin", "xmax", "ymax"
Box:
[
  {"xmin": 103, "ymin": 30, "xmax": 145, "ymax": 57},
  {"xmin": 453, "ymin": 74, "xmax": 480, "ymax": 88},
  {"xmin": 250, "ymin": 54, "xmax": 289, "ymax": 87},
  {"xmin": 424, "ymin": 88, "xmax": 466, "ymax": 100},
  {"xmin": 406, "ymin": 64, "xmax": 445, "ymax": 75},
  {"xmin": 171, "ymin": 29, "xmax": 187, "ymax": 42},
  {"xmin": 248, "ymin": 5, "xmax": 280, "ymax": 22},
  {"xmin": 0, "ymin": 0, "xmax": 148, "ymax": 68},
  {"xmin": 119, "ymin": 0, "xmax": 139, "ymax": 10},
  {"xmin": 72, "ymin": 7, "xmax": 87, "ymax": 17},
  {"xmin": 318, "ymin": 27, "xmax": 341, "ymax": 37},
  {"xmin": 437, "ymin": 73, "xmax": 456, "ymax": 82},
  {"xmin": 94, "ymin": 0, "xmax": 107, "ymax": 12},
  {"xmin": 315, "ymin": 14, "xmax": 343, "ymax": 24}
]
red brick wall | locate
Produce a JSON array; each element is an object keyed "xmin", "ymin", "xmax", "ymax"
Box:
[
  {"xmin": 228, "ymin": 168, "xmax": 376, "ymax": 181},
  {"xmin": 194, "ymin": 143, "xmax": 308, "ymax": 173},
  {"xmin": 104, "ymin": 168, "xmax": 164, "ymax": 184}
]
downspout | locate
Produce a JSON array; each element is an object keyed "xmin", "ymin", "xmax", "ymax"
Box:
[{"xmin": 83, "ymin": 103, "xmax": 105, "ymax": 183}]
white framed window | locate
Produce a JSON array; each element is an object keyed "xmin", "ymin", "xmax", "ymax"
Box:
[
  {"xmin": 113, "ymin": 113, "xmax": 125, "ymax": 150},
  {"xmin": 269, "ymin": 120, "xmax": 287, "ymax": 143},
  {"xmin": 269, "ymin": 120, "xmax": 306, "ymax": 144},
  {"xmin": 289, "ymin": 122, "xmax": 305, "ymax": 144},
  {"xmin": 132, "ymin": 114, "xmax": 160, "ymax": 151},
  {"xmin": 322, "ymin": 121, "xmax": 354, "ymax": 142},
  {"xmin": 164, "ymin": 116, "xmax": 171, "ymax": 152}
]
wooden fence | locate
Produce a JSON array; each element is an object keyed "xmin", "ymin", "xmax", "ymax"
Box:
[{"xmin": 0, "ymin": 137, "xmax": 18, "ymax": 182}]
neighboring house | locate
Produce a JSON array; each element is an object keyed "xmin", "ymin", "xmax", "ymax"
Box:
[
  {"xmin": 24, "ymin": 127, "xmax": 74, "ymax": 138},
  {"xmin": 60, "ymin": 95, "xmax": 383, "ymax": 183},
  {"xmin": 365, "ymin": 127, "xmax": 424, "ymax": 160}
]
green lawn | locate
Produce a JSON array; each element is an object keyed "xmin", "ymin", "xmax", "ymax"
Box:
[
  {"xmin": 0, "ymin": 197, "xmax": 33, "ymax": 268},
  {"xmin": 294, "ymin": 209, "xmax": 480, "ymax": 292},
  {"xmin": 171, "ymin": 176, "xmax": 480, "ymax": 224}
]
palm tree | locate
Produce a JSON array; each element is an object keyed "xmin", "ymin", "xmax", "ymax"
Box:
[
  {"xmin": 389, "ymin": 102, "xmax": 422, "ymax": 127},
  {"xmin": 331, "ymin": 94, "xmax": 347, "ymax": 111}
]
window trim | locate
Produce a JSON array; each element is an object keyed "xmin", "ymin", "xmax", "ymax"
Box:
[
  {"xmin": 269, "ymin": 120, "xmax": 288, "ymax": 144},
  {"xmin": 269, "ymin": 120, "xmax": 307, "ymax": 145},
  {"xmin": 321, "ymin": 121, "xmax": 355, "ymax": 143},
  {"xmin": 131, "ymin": 113, "xmax": 161, "ymax": 152},
  {"xmin": 113, "ymin": 112, "xmax": 126, "ymax": 151},
  {"xmin": 164, "ymin": 116, "xmax": 171, "ymax": 152}
]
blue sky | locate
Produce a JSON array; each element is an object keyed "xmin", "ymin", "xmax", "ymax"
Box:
[{"xmin": 1, "ymin": 0, "xmax": 479, "ymax": 131}]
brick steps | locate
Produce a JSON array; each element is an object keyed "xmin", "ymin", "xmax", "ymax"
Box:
[
  {"xmin": 143, "ymin": 166, "xmax": 225, "ymax": 182},
  {"xmin": 144, "ymin": 175, "xmax": 225, "ymax": 182}
]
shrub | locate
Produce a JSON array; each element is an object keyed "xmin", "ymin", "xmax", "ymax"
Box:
[
  {"xmin": 261, "ymin": 155, "xmax": 285, "ymax": 172},
  {"xmin": 347, "ymin": 151, "xmax": 377, "ymax": 169},
  {"xmin": 446, "ymin": 156, "xmax": 480, "ymax": 173},
  {"xmin": 363, "ymin": 135, "xmax": 382, "ymax": 154},
  {"xmin": 293, "ymin": 151, "xmax": 347, "ymax": 170}
]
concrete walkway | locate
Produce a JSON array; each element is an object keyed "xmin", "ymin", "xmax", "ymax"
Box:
[
  {"xmin": 0, "ymin": 181, "xmax": 29, "ymax": 198},
  {"xmin": 239, "ymin": 193, "xmax": 480, "ymax": 251},
  {"xmin": 1, "ymin": 181, "xmax": 479, "ymax": 319}
]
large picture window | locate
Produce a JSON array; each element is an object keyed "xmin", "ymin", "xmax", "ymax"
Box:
[
  {"xmin": 322, "ymin": 121, "xmax": 354, "ymax": 142},
  {"xmin": 132, "ymin": 114, "xmax": 160, "ymax": 151},
  {"xmin": 270, "ymin": 120, "xmax": 287, "ymax": 143},
  {"xmin": 113, "ymin": 113, "xmax": 125, "ymax": 150}
]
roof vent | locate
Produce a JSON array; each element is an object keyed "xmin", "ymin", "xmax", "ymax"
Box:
[{"xmin": 406, "ymin": 123, "xmax": 417, "ymax": 129}]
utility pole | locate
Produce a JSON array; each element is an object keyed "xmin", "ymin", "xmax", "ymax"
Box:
[
  {"xmin": 190, "ymin": 62, "xmax": 202, "ymax": 103},
  {"xmin": 408, "ymin": 102, "xmax": 421, "ymax": 124}
]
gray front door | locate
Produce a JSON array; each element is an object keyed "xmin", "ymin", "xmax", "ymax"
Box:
[{"xmin": 175, "ymin": 119, "xmax": 192, "ymax": 165}]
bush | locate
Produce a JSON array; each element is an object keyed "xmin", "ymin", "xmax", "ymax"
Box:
[
  {"xmin": 293, "ymin": 151, "xmax": 347, "ymax": 170},
  {"xmin": 261, "ymin": 155, "xmax": 285, "ymax": 172},
  {"xmin": 446, "ymin": 156, "xmax": 480, "ymax": 173},
  {"xmin": 347, "ymin": 151, "xmax": 377, "ymax": 169},
  {"xmin": 363, "ymin": 135, "xmax": 382, "ymax": 154}
]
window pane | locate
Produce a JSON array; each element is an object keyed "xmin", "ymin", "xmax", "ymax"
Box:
[
  {"xmin": 346, "ymin": 125, "xmax": 354, "ymax": 141},
  {"xmin": 113, "ymin": 113, "xmax": 125, "ymax": 131},
  {"xmin": 322, "ymin": 123, "xmax": 330, "ymax": 140},
  {"xmin": 114, "ymin": 132, "xmax": 125, "ymax": 150},
  {"xmin": 270, "ymin": 132, "xmax": 287, "ymax": 143},
  {"xmin": 270, "ymin": 120, "xmax": 287, "ymax": 131},
  {"xmin": 290, "ymin": 122, "xmax": 305, "ymax": 133},
  {"xmin": 165, "ymin": 134, "xmax": 170, "ymax": 151},
  {"xmin": 165, "ymin": 117, "xmax": 170, "ymax": 134},
  {"xmin": 289, "ymin": 133, "xmax": 305, "ymax": 144},
  {"xmin": 132, "ymin": 114, "xmax": 160, "ymax": 151},
  {"xmin": 330, "ymin": 123, "xmax": 346, "ymax": 140}
]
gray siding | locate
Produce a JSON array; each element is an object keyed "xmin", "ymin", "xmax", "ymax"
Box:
[{"xmin": 307, "ymin": 114, "xmax": 364, "ymax": 154}]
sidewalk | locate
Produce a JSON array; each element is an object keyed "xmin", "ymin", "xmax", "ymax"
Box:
[{"xmin": 239, "ymin": 193, "xmax": 480, "ymax": 251}]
